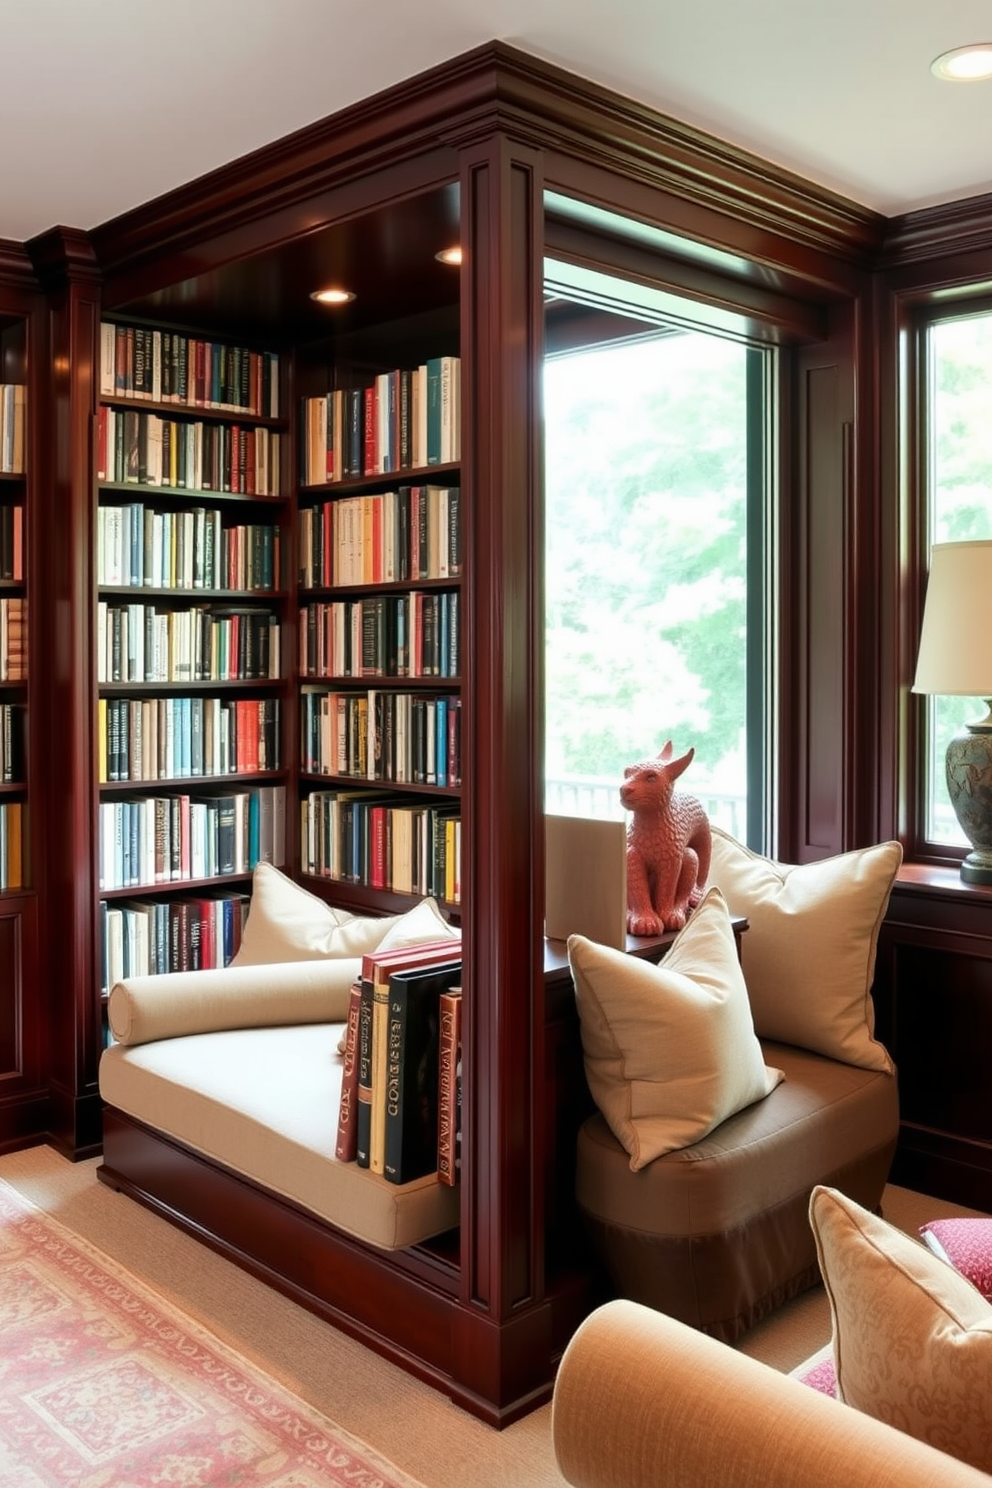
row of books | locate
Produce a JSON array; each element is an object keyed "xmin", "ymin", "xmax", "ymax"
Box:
[
  {"xmin": 97, "ymin": 503, "xmax": 281, "ymax": 593},
  {"xmin": 100, "ymin": 891, "xmax": 250, "ymax": 994},
  {"xmin": 0, "ymin": 598, "xmax": 26, "ymax": 681},
  {"xmin": 298, "ymin": 591, "xmax": 460, "ymax": 680},
  {"xmin": 0, "ymin": 703, "xmax": 25, "ymax": 783},
  {"xmin": 0, "ymin": 502, "xmax": 23, "ymax": 580},
  {"xmin": 96, "ymin": 603, "xmax": 280, "ymax": 684},
  {"xmin": 98, "ymin": 696, "xmax": 281, "ymax": 784},
  {"xmin": 299, "ymin": 484, "xmax": 461, "ymax": 588},
  {"xmin": 300, "ymin": 356, "xmax": 460, "ymax": 485},
  {"xmin": 0, "ymin": 800, "xmax": 25, "ymax": 890},
  {"xmin": 98, "ymin": 783, "xmax": 286, "ymax": 891},
  {"xmin": 0, "ymin": 385, "xmax": 25, "ymax": 475},
  {"xmin": 300, "ymin": 688, "xmax": 462, "ymax": 787},
  {"xmin": 97, "ymin": 407, "xmax": 282, "ymax": 497},
  {"xmin": 335, "ymin": 939, "xmax": 463, "ymax": 1185},
  {"xmin": 100, "ymin": 323, "xmax": 281, "ymax": 418},
  {"xmin": 301, "ymin": 790, "xmax": 461, "ymax": 902}
]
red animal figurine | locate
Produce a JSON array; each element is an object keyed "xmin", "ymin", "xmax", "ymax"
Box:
[{"xmin": 620, "ymin": 742, "xmax": 712, "ymax": 935}]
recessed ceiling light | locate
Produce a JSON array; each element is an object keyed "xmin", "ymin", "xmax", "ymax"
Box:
[
  {"xmin": 309, "ymin": 287, "xmax": 356, "ymax": 305},
  {"xmin": 435, "ymin": 246, "xmax": 462, "ymax": 266},
  {"xmin": 931, "ymin": 43, "xmax": 992, "ymax": 81}
]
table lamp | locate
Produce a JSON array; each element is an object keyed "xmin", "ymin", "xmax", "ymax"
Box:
[{"xmin": 912, "ymin": 539, "xmax": 992, "ymax": 884}]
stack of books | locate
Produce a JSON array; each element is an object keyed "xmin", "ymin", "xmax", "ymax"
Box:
[{"xmin": 335, "ymin": 938, "xmax": 462, "ymax": 1186}]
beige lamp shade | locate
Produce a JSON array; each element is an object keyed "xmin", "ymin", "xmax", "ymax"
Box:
[{"xmin": 912, "ymin": 540, "xmax": 992, "ymax": 696}]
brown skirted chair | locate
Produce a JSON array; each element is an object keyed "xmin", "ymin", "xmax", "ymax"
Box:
[{"xmin": 567, "ymin": 830, "xmax": 902, "ymax": 1342}]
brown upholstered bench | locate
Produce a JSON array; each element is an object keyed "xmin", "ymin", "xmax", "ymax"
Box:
[{"xmin": 574, "ymin": 1038, "xmax": 899, "ymax": 1341}]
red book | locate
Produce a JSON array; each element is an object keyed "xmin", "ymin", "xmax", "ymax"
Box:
[
  {"xmin": 437, "ymin": 987, "xmax": 463, "ymax": 1185},
  {"xmin": 197, "ymin": 898, "xmax": 216, "ymax": 968},
  {"xmin": 235, "ymin": 699, "xmax": 260, "ymax": 774},
  {"xmin": 335, "ymin": 980, "xmax": 363, "ymax": 1162},
  {"xmin": 369, "ymin": 804, "xmax": 388, "ymax": 888}
]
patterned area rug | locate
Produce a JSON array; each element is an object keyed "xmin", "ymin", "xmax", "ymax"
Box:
[{"xmin": 0, "ymin": 1178, "xmax": 426, "ymax": 1487}]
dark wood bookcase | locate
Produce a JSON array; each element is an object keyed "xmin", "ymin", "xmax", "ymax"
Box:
[
  {"xmin": 0, "ymin": 276, "xmax": 44, "ymax": 1148},
  {"xmin": 7, "ymin": 39, "xmax": 992, "ymax": 1425},
  {"xmin": 294, "ymin": 311, "xmax": 463, "ymax": 918},
  {"xmin": 93, "ymin": 320, "xmax": 293, "ymax": 1030}
]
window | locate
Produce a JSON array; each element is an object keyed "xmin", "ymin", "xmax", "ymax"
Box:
[
  {"xmin": 920, "ymin": 308, "xmax": 992, "ymax": 848},
  {"xmin": 543, "ymin": 270, "xmax": 774, "ymax": 849}
]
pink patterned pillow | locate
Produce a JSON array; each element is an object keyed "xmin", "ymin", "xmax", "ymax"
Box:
[
  {"xmin": 920, "ymin": 1218, "xmax": 992, "ymax": 1300},
  {"xmin": 794, "ymin": 1354, "xmax": 837, "ymax": 1396}
]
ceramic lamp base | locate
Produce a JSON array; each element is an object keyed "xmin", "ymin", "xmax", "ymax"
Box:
[{"xmin": 946, "ymin": 713, "xmax": 992, "ymax": 885}]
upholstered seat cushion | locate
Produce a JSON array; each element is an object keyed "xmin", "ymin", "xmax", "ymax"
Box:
[
  {"xmin": 575, "ymin": 1040, "xmax": 898, "ymax": 1340},
  {"xmin": 99, "ymin": 1023, "xmax": 459, "ymax": 1251}
]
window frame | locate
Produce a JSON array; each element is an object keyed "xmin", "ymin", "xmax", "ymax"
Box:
[{"xmin": 903, "ymin": 290, "xmax": 992, "ymax": 868}]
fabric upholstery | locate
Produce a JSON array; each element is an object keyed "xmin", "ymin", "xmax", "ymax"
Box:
[
  {"xmin": 99, "ymin": 1023, "xmax": 458, "ymax": 1250},
  {"xmin": 576, "ymin": 1040, "xmax": 898, "ymax": 1340},
  {"xmin": 567, "ymin": 888, "xmax": 782, "ymax": 1171},
  {"xmin": 108, "ymin": 958, "xmax": 360, "ymax": 1046},
  {"xmin": 707, "ymin": 828, "xmax": 901, "ymax": 1071},
  {"xmin": 552, "ymin": 1299, "xmax": 992, "ymax": 1488},
  {"xmin": 811, "ymin": 1185, "xmax": 992, "ymax": 1473},
  {"xmin": 920, "ymin": 1218, "xmax": 992, "ymax": 1300}
]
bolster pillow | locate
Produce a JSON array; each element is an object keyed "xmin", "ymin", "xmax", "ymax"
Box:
[
  {"xmin": 552, "ymin": 1300, "xmax": 991, "ymax": 1488},
  {"xmin": 107, "ymin": 958, "xmax": 361, "ymax": 1047}
]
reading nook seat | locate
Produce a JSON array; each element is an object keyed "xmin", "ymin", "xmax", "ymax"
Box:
[
  {"xmin": 98, "ymin": 873, "xmax": 470, "ymax": 1411},
  {"xmin": 100, "ymin": 1006, "xmax": 458, "ymax": 1252},
  {"xmin": 566, "ymin": 831, "xmax": 903, "ymax": 1340}
]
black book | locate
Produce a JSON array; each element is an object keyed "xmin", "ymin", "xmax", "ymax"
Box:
[
  {"xmin": 383, "ymin": 959, "xmax": 462, "ymax": 1184},
  {"xmin": 346, "ymin": 388, "xmax": 364, "ymax": 478}
]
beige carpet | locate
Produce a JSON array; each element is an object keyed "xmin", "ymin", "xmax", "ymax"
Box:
[{"xmin": 0, "ymin": 1145, "xmax": 986, "ymax": 1488}]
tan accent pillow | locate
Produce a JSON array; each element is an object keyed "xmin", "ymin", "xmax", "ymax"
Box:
[
  {"xmin": 810, "ymin": 1185, "xmax": 992, "ymax": 1472},
  {"xmin": 567, "ymin": 887, "xmax": 783, "ymax": 1172},
  {"xmin": 707, "ymin": 828, "xmax": 901, "ymax": 1071}
]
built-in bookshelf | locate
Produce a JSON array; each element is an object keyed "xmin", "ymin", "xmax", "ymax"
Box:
[
  {"xmin": 95, "ymin": 321, "xmax": 291, "ymax": 997},
  {"xmin": 296, "ymin": 341, "xmax": 462, "ymax": 915},
  {"xmin": 0, "ymin": 318, "xmax": 28, "ymax": 895}
]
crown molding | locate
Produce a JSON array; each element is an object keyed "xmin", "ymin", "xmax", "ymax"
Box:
[{"xmin": 90, "ymin": 42, "xmax": 884, "ymax": 297}]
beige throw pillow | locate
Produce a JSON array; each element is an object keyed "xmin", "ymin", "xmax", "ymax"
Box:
[
  {"xmin": 707, "ymin": 828, "xmax": 901, "ymax": 1071},
  {"xmin": 810, "ymin": 1185, "xmax": 992, "ymax": 1472},
  {"xmin": 567, "ymin": 887, "xmax": 783, "ymax": 1172},
  {"xmin": 233, "ymin": 862, "xmax": 458, "ymax": 965},
  {"xmin": 375, "ymin": 894, "xmax": 460, "ymax": 951}
]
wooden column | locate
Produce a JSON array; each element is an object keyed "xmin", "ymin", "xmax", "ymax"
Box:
[
  {"xmin": 452, "ymin": 128, "xmax": 551, "ymax": 1418},
  {"xmin": 28, "ymin": 228, "xmax": 102, "ymax": 1157}
]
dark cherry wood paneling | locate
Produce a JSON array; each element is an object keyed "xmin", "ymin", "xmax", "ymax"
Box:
[
  {"xmin": 0, "ymin": 269, "xmax": 48, "ymax": 1150},
  {"xmin": 0, "ymin": 894, "xmax": 47, "ymax": 1147},
  {"xmin": 874, "ymin": 871, "xmax": 992, "ymax": 1211},
  {"xmin": 787, "ymin": 302, "xmax": 866, "ymax": 862}
]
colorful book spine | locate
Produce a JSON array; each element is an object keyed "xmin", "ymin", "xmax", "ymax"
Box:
[
  {"xmin": 334, "ymin": 980, "xmax": 363, "ymax": 1162},
  {"xmin": 437, "ymin": 986, "xmax": 463, "ymax": 1185},
  {"xmin": 383, "ymin": 961, "xmax": 461, "ymax": 1185}
]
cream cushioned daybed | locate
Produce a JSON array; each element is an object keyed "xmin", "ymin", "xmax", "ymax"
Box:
[{"xmin": 98, "ymin": 869, "xmax": 462, "ymax": 1251}]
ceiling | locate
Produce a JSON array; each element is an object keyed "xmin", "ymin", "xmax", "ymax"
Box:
[{"xmin": 4, "ymin": 0, "xmax": 992, "ymax": 248}]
